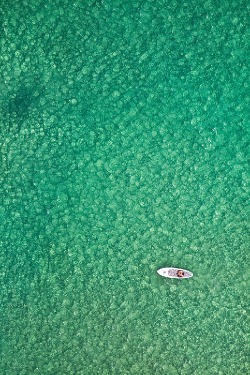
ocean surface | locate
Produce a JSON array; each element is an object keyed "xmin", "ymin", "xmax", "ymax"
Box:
[{"xmin": 0, "ymin": 0, "xmax": 249, "ymax": 374}]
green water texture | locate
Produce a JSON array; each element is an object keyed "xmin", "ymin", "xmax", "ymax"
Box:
[{"xmin": 0, "ymin": 0, "xmax": 249, "ymax": 374}]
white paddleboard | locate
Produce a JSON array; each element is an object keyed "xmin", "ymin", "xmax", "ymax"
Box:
[{"xmin": 157, "ymin": 267, "xmax": 193, "ymax": 279}]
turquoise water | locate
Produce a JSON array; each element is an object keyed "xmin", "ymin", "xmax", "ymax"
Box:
[{"xmin": 0, "ymin": 0, "xmax": 249, "ymax": 374}]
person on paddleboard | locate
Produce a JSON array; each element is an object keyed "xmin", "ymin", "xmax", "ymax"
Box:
[{"xmin": 176, "ymin": 270, "xmax": 184, "ymax": 278}]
